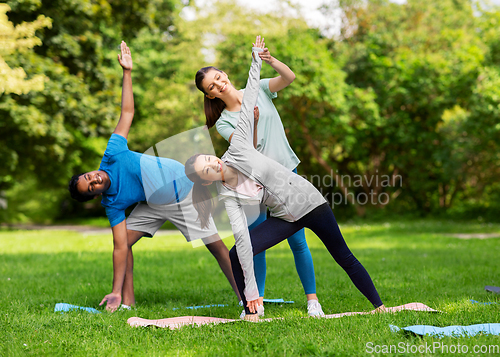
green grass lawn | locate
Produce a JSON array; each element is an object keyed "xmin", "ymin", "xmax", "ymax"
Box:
[{"xmin": 1, "ymin": 220, "xmax": 499, "ymax": 356}]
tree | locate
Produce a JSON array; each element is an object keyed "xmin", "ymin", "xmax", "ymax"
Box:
[
  {"xmin": 0, "ymin": 4, "xmax": 50, "ymax": 95},
  {"xmin": 321, "ymin": 0, "xmax": 498, "ymax": 215},
  {"xmin": 1, "ymin": 0, "xmax": 184, "ymax": 222}
]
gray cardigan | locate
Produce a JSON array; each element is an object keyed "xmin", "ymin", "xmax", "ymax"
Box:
[{"xmin": 217, "ymin": 48, "xmax": 326, "ymax": 301}]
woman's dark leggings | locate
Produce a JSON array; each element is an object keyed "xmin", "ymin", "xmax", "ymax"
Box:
[{"xmin": 229, "ymin": 203, "xmax": 383, "ymax": 315}]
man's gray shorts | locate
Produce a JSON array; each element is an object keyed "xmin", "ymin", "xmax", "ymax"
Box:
[{"xmin": 126, "ymin": 187, "xmax": 219, "ymax": 245}]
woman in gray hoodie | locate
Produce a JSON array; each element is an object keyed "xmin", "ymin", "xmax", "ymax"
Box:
[{"xmin": 185, "ymin": 43, "xmax": 385, "ymax": 321}]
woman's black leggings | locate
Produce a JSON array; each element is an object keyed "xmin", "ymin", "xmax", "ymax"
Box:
[{"xmin": 229, "ymin": 203, "xmax": 383, "ymax": 315}]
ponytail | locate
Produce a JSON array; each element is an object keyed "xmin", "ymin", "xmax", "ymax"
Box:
[
  {"xmin": 203, "ymin": 96, "xmax": 226, "ymax": 129},
  {"xmin": 195, "ymin": 67, "xmax": 227, "ymax": 129},
  {"xmin": 185, "ymin": 154, "xmax": 213, "ymax": 229}
]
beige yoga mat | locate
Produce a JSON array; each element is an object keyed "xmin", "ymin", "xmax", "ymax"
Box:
[{"xmin": 127, "ymin": 302, "xmax": 438, "ymax": 330}]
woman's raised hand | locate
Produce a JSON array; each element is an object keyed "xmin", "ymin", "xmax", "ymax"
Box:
[
  {"xmin": 253, "ymin": 35, "xmax": 265, "ymax": 50},
  {"xmin": 117, "ymin": 41, "xmax": 133, "ymax": 70},
  {"xmin": 253, "ymin": 35, "xmax": 273, "ymax": 65}
]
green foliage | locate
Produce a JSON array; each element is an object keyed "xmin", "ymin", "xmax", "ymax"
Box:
[
  {"xmin": 126, "ymin": 25, "xmax": 208, "ymax": 152},
  {"xmin": 0, "ymin": 176, "xmax": 66, "ymax": 223},
  {"xmin": 2, "ymin": 0, "xmax": 500, "ymax": 223},
  {"xmin": 0, "ymin": 3, "xmax": 50, "ymax": 95},
  {"xmin": 1, "ymin": 0, "xmax": 185, "ymax": 222},
  {"xmin": 325, "ymin": 0, "xmax": 500, "ymax": 215}
]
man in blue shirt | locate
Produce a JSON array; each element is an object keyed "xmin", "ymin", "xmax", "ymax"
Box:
[{"xmin": 68, "ymin": 42, "xmax": 239, "ymax": 312}]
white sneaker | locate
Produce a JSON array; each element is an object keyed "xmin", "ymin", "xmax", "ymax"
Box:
[
  {"xmin": 307, "ymin": 300, "xmax": 324, "ymax": 317},
  {"xmin": 240, "ymin": 304, "xmax": 264, "ymax": 319}
]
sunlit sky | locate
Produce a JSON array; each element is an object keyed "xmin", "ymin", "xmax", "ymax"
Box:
[
  {"xmin": 235, "ymin": 0, "xmax": 500, "ymax": 26},
  {"xmin": 184, "ymin": 0, "xmax": 500, "ymax": 38}
]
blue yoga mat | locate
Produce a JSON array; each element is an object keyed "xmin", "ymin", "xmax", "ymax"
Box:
[
  {"xmin": 238, "ymin": 298, "xmax": 295, "ymax": 306},
  {"xmin": 470, "ymin": 299, "xmax": 497, "ymax": 305},
  {"xmin": 263, "ymin": 298, "xmax": 294, "ymax": 304},
  {"xmin": 54, "ymin": 303, "xmax": 101, "ymax": 314},
  {"xmin": 390, "ymin": 323, "xmax": 500, "ymax": 337}
]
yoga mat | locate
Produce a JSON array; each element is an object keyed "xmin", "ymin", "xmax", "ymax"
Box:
[
  {"xmin": 172, "ymin": 304, "xmax": 228, "ymax": 310},
  {"xmin": 238, "ymin": 298, "xmax": 294, "ymax": 306},
  {"xmin": 485, "ymin": 286, "xmax": 500, "ymax": 294},
  {"xmin": 128, "ymin": 302, "xmax": 436, "ymax": 330},
  {"xmin": 323, "ymin": 302, "xmax": 437, "ymax": 319},
  {"xmin": 128, "ymin": 316, "xmax": 237, "ymax": 329},
  {"xmin": 263, "ymin": 298, "xmax": 294, "ymax": 304},
  {"xmin": 390, "ymin": 323, "xmax": 500, "ymax": 337},
  {"xmin": 470, "ymin": 299, "xmax": 497, "ymax": 305},
  {"xmin": 54, "ymin": 303, "xmax": 101, "ymax": 314}
]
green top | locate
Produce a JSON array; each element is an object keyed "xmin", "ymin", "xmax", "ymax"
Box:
[{"xmin": 215, "ymin": 78, "xmax": 300, "ymax": 171}]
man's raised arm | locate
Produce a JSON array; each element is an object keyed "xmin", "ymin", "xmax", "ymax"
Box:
[{"xmin": 113, "ymin": 41, "xmax": 134, "ymax": 139}]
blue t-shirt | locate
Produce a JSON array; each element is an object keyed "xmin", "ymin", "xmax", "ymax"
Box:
[{"xmin": 99, "ymin": 134, "xmax": 193, "ymax": 227}]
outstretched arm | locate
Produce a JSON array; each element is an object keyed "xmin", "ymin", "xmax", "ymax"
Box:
[
  {"xmin": 229, "ymin": 40, "xmax": 263, "ymax": 148},
  {"xmin": 100, "ymin": 220, "xmax": 128, "ymax": 312},
  {"xmin": 224, "ymin": 198, "xmax": 259, "ymax": 307},
  {"xmin": 113, "ymin": 41, "xmax": 134, "ymax": 139},
  {"xmin": 255, "ymin": 36, "xmax": 295, "ymax": 93}
]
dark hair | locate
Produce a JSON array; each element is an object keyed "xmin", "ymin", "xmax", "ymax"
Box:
[
  {"xmin": 195, "ymin": 66, "xmax": 227, "ymax": 129},
  {"xmin": 185, "ymin": 154, "xmax": 214, "ymax": 229},
  {"xmin": 68, "ymin": 173, "xmax": 94, "ymax": 203}
]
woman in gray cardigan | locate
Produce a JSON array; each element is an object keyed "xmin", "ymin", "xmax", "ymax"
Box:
[
  {"xmin": 196, "ymin": 36, "xmax": 322, "ymax": 319},
  {"xmin": 185, "ymin": 44, "xmax": 385, "ymax": 321}
]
